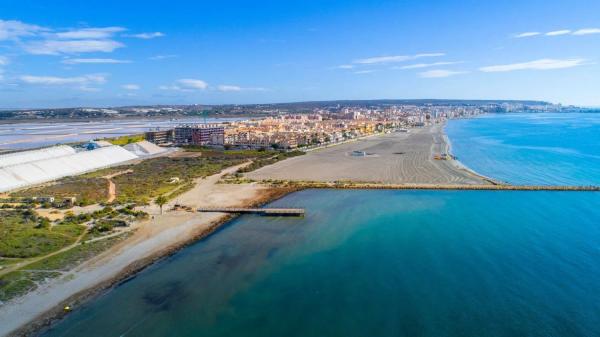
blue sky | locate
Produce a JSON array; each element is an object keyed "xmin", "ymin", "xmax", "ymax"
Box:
[{"xmin": 0, "ymin": 0, "xmax": 599, "ymax": 108}]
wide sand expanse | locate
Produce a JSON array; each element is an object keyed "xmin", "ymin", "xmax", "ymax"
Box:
[{"xmin": 247, "ymin": 124, "xmax": 488, "ymax": 185}]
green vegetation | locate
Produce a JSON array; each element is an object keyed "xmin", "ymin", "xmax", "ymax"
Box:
[
  {"xmin": 0, "ymin": 234, "xmax": 129, "ymax": 302},
  {"xmin": 0, "ymin": 210, "xmax": 82, "ymax": 258},
  {"xmin": 12, "ymin": 176, "xmax": 108, "ymax": 206},
  {"xmin": 237, "ymin": 151, "xmax": 305, "ymax": 173},
  {"xmin": 107, "ymin": 133, "xmax": 145, "ymax": 145}
]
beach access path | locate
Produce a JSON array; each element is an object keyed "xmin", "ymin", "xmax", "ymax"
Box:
[
  {"xmin": 0, "ymin": 163, "xmax": 272, "ymax": 337},
  {"xmin": 247, "ymin": 123, "xmax": 490, "ymax": 185}
]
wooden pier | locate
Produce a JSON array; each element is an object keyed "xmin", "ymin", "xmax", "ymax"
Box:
[{"xmin": 197, "ymin": 207, "xmax": 305, "ymax": 216}]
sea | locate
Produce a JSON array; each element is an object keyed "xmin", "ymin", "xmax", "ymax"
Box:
[{"xmin": 42, "ymin": 113, "xmax": 600, "ymax": 337}]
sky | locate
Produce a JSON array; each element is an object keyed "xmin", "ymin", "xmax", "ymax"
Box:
[{"xmin": 0, "ymin": 0, "xmax": 599, "ymax": 108}]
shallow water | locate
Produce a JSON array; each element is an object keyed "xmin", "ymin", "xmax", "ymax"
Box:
[
  {"xmin": 42, "ymin": 113, "xmax": 600, "ymax": 337},
  {"xmin": 43, "ymin": 189, "xmax": 600, "ymax": 337},
  {"xmin": 445, "ymin": 113, "xmax": 600, "ymax": 185}
]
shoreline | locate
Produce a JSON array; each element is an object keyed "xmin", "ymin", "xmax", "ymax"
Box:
[
  {"xmin": 440, "ymin": 121, "xmax": 504, "ymax": 185},
  {"xmin": 5, "ymin": 185, "xmax": 300, "ymax": 337}
]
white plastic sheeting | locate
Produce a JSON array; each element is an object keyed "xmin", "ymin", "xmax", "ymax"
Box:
[
  {"xmin": 0, "ymin": 146, "xmax": 138, "ymax": 192},
  {"xmin": 123, "ymin": 141, "xmax": 166, "ymax": 157},
  {"xmin": 0, "ymin": 145, "xmax": 76, "ymax": 168}
]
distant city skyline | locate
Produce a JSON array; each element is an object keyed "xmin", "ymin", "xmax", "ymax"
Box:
[{"xmin": 1, "ymin": 0, "xmax": 599, "ymax": 108}]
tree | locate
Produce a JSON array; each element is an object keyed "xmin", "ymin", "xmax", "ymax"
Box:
[{"xmin": 155, "ymin": 195, "xmax": 168, "ymax": 215}]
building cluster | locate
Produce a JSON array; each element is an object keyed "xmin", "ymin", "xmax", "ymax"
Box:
[{"xmin": 144, "ymin": 104, "xmax": 487, "ymax": 149}]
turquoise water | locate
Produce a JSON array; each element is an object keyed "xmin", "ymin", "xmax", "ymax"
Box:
[
  {"xmin": 43, "ymin": 189, "xmax": 600, "ymax": 337},
  {"xmin": 445, "ymin": 113, "xmax": 600, "ymax": 186},
  {"xmin": 43, "ymin": 113, "xmax": 600, "ymax": 337}
]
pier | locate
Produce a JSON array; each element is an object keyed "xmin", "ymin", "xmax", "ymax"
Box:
[{"xmin": 197, "ymin": 207, "xmax": 305, "ymax": 216}]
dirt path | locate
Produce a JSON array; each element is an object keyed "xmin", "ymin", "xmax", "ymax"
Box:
[{"xmin": 102, "ymin": 169, "xmax": 132, "ymax": 203}]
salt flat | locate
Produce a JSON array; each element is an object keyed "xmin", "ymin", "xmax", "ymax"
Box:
[{"xmin": 247, "ymin": 124, "xmax": 488, "ymax": 185}]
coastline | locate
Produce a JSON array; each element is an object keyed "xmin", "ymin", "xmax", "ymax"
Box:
[
  {"xmin": 440, "ymin": 120, "xmax": 504, "ymax": 185},
  {"xmin": 0, "ymin": 164, "xmax": 299, "ymax": 337}
]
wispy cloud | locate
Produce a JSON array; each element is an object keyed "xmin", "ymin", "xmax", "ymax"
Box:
[
  {"xmin": 480, "ymin": 58, "xmax": 586, "ymax": 72},
  {"xmin": 354, "ymin": 70, "xmax": 376, "ymax": 74},
  {"xmin": 19, "ymin": 74, "xmax": 106, "ymax": 85},
  {"xmin": 122, "ymin": 84, "xmax": 140, "ymax": 90},
  {"xmin": 125, "ymin": 32, "xmax": 165, "ymax": 39},
  {"xmin": 572, "ymin": 28, "xmax": 600, "ymax": 35},
  {"xmin": 23, "ymin": 39, "xmax": 124, "ymax": 55},
  {"xmin": 395, "ymin": 61, "xmax": 463, "ymax": 70},
  {"xmin": 354, "ymin": 53, "xmax": 444, "ymax": 64},
  {"xmin": 514, "ymin": 32, "xmax": 541, "ymax": 38},
  {"xmin": 419, "ymin": 69, "xmax": 466, "ymax": 78},
  {"xmin": 62, "ymin": 58, "xmax": 131, "ymax": 64},
  {"xmin": 217, "ymin": 85, "xmax": 267, "ymax": 92},
  {"xmin": 0, "ymin": 19, "xmax": 46, "ymax": 40},
  {"xmin": 546, "ymin": 30, "xmax": 571, "ymax": 36},
  {"xmin": 217, "ymin": 85, "xmax": 241, "ymax": 92},
  {"xmin": 335, "ymin": 64, "xmax": 355, "ymax": 69},
  {"xmin": 515, "ymin": 28, "xmax": 600, "ymax": 38},
  {"xmin": 161, "ymin": 79, "xmax": 208, "ymax": 91},
  {"xmin": 0, "ymin": 56, "xmax": 8, "ymax": 66},
  {"xmin": 149, "ymin": 54, "xmax": 177, "ymax": 60},
  {"xmin": 54, "ymin": 27, "xmax": 125, "ymax": 39}
]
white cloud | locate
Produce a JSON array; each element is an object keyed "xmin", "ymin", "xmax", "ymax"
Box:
[
  {"xmin": 0, "ymin": 56, "xmax": 8, "ymax": 66},
  {"xmin": 514, "ymin": 32, "xmax": 540, "ymax": 38},
  {"xmin": 125, "ymin": 32, "xmax": 165, "ymax": 39},
  {"xmin": 572, "ymin": 28, "xmax": 600, "ymax": 35},
  {"xmin": 24, "ymin": 39, "xmax": 124, "ymax": 55},
  {"xmin": 54, "ymin": 27, "xmax": 125, "ymax": 39},
  {"xmin": 480, "ymin": 58, "xmax": 586, "ymax": 72},
  {"xmin": 150, "ymin": 54, "xmax": 177, "ymax": 60},
  {"xmin": 546, "ymin": 30, "xmax": 571, "ymax": 36},
  {"xmin": 419, "ymin": 70, "xmax": 466, "ymax": 78},
  {"xmin": 19, "ymin": 74, "xmax": 106, "ymax": 85},
  {"xmin": 177, "ymin": 79, "xmax": 208, "ymax": 90},
  {"xmin": 122, "ymin": 84, "xmax": 140, "ymax": 90},
  {"xmin": 217, "ymin": 85, "xmax": 241, "ymax": 92},
  {"xmin": 62, "ymin": 58, "xmax": 131, "ymax": 64},
  {"xmin": 396, "ymin": 61, "xmax": 462, "ymax": 70},
  {"xmin": 354, "ymin": 70, "xmax": 375, "ymax": 74},
  {"xmin": 0, "ymin": 19, "xmax": 46, "ymax": 40},
  {"xmin": 353, "ymin": 53, "xmax": 444, "ymax": 64},
  {"xmin": 161, "ymin": 79, "xmax": 209, "ymax": 91},
  {"xmin": 336, "ymin": 64, "xmax": 355, "ymax": 69},
  {"xmin": 217, "ymin": 84, "xmax": 267, "ymax": 92}
]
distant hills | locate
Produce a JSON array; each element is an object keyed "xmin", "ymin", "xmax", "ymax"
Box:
[{"xmin": 0, "ymin": 99, "xmax": 585, "ymax": 121}]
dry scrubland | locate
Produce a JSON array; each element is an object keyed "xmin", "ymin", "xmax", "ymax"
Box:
[{"xmin": 247, "ymin": 124, "xmax": 488, "ymax": 185}]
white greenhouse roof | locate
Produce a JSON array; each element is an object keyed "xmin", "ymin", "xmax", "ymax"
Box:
[
  {"xmin": 0, "ymin": 145, "xmax": 76, "ymax": 168},
  {"xmin": 0, "ymin": 146, "xmax": 138, "ymax": 193}
]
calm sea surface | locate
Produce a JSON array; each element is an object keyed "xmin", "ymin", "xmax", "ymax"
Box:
[
  {"xmin": 43, "ymin": 113, "xmax": 600, "ymax": 337},
  {"xmin": 446, "ymin": 113, "xmax": 600, "ymax": 185}
]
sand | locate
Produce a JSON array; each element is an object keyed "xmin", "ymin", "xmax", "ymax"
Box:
[
  {"xmin": 0, "ymin": 163, "xmax": 279, "ymax": 337},
  {"xmin": 247, "ymin": 124, "xmax": 489, "ymax": 185}
]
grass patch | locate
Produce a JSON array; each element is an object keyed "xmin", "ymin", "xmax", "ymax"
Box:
[
  {"xmin": 0, "ymin": 270, "xmax": 63, "ymax": 302},
  {"xmin": 26, "ymin": 233, "xmax": 131, "ymax": 271},
  {"xmin": 106, "ymin": 134, "xmax": 145, "ymax": 146},
  {"xmin": 12, "ymin": 177, "xmax": 108, "ymax": 205},
  {"xmin": 0, "ymin": 210, "xmax": 79, "ymax": 258},
  {"xmin": 238, "ymin": 151, "xmax": 305, "ymax": 173}
]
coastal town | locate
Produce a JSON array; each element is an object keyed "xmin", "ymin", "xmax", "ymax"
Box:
[{"xmin": 0, "ymin": 100, "xmax": 597, "ymax": 336}]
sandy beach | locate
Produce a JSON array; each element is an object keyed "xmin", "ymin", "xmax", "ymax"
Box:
[
  {"xmin": 247, "ymin": 123, "xmax": 490, "ymax": 185},
  {"xmin": 0, "ymin": 164, "xmax": 292, "ymax": 337}
]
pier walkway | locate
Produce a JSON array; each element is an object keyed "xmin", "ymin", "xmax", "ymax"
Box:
[{"xmin": 197, "ymin": 207, "xmax": 305, "ymax": 216}]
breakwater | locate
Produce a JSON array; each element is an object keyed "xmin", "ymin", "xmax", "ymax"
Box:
[{"xmin": 264, "ymin": 181, "xmax": 600, "ymax": 192}]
